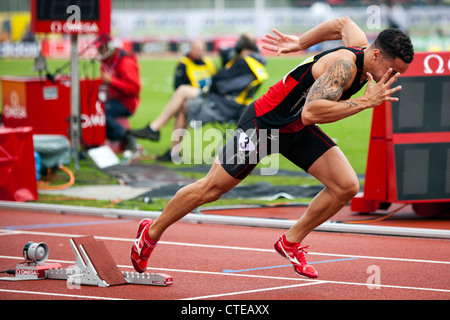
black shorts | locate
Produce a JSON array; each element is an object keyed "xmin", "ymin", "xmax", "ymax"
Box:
[{"xmin": 218, "ymin": 107, "xmax": 337, "ymax": 180}]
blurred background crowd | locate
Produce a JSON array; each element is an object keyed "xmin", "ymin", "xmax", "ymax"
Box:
[{"xmin": 0, "ymin": 0, "xmax": 448, "ymax": 59}]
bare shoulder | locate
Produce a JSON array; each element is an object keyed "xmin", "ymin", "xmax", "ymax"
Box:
[
  {"xmin": 312, "ymin": 49, "xmax": 357, "ymax": 83},
  {"xmin": 307, "ymin": 50, "xmax": 357, "ymax": 102}
]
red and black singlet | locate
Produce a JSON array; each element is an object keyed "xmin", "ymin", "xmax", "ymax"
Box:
[{"xmin": 251, "ymin": 46, "xmax": 367, "ymax": 132}]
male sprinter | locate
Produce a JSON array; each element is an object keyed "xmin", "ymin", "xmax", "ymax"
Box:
[{"xmin": 130, "ymin": 16, "xmax": 414, "ymax": 278}]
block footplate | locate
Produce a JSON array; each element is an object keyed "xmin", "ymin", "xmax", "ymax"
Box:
[
  {"xmin": 45, "ymin": 268, "xmax": 173, "ymax": 287},
  {"xmin": 123, "ymin": 271, "xmax": 173, "ymax": 286}
]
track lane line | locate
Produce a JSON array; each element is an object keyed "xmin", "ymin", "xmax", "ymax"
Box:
[
  {"xmin": 0, "ymin": 288, "xmax": 128, "ymax": 300},
  {"xmin": 1, "ymin": 229, "xmax": 449, "ymax": 265},
  {"xmin": 140, "ymin": 266, "xmax": 450, "ymax": 294},
  {"xmin": 1, "ymin": 256, "xmax": 449, "ymax": 295},
  {"xmin": 180, "ymin": 281, "xmax": 329, "ymax": 300},
  {"xmin": 0, "ymin": 219, "xmax": 134, "ymax": 230}
]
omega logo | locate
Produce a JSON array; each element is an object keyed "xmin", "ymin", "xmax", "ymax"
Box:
[
  {"xmin": 4, "ymin": 90, "xmax": 27, "ymax": 119},
  {"xmin": 50, "ymin": 21, "xmax": 63, "ymax": 33},
  {"xmin": 423, "ymin": 54, "xmax": 450, "ymax": 74},
  {"xmin": 50, "ymin": 20, "xmax": 99, "ymax": 34}
]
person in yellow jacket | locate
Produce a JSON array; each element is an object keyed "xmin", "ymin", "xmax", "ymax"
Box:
[{"xmin": 174, "ymin": 39, "xmax": 216, "ymax": 91}]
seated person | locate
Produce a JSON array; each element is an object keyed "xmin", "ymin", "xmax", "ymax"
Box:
[
  {"xmin": 174, "ymin": 39, "xmax": 216, "ymax": 90},
  {"xmin": 129, "ymin": 33, "xmax": 268, "ymax": 161},
  {"xmin": 95, "ymin": 34, "xmax": 141, "ymax": 152}
]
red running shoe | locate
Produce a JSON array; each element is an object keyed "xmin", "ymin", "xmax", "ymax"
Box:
[
  {"xmin": 274, "ymin": 234, "xmax": 318, "ymax": 278},
  {"xmin": 130, "ymin": 219, "xmax": 158, "ymax": 273}
]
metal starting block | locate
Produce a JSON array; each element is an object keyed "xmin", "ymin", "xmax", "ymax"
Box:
[
  {"xmin": 122, "ymin": 271, "xmax": 173, "ymax": 286},
  {"xmin": 0, "ymin": 236, "xmax": 173, "ymax": 287}
]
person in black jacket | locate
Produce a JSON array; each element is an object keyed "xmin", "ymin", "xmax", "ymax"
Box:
[{"xmin": 128, "ymin": 33, "xmax": 267, "ymax": 161}]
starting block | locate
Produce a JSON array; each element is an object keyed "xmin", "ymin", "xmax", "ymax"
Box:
[{"xmin": 0, "ymin": 236, "xmax": 173, "ymax": 287}]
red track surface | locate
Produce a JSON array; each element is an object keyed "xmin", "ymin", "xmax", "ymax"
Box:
[{"xmin": 0, "ymin": 206, "xmax": 449, "ymax": 303}]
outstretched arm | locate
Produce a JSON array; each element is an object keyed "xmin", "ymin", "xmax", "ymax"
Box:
[{"xmin": 262, "ymin": 16, "xmax": 368, "ymax": 55}]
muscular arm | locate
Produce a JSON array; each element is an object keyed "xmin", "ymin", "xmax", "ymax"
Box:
[
  {"xmin": 299, "ymin": 16, "xmax": 368, "ymax": 49},
  {"xmin": 262, "ymin": 16, "xmax": 368, "ymax": 55},
  {"xmin": 302, "ymin": 59, "xmax": 402, "ymax": 126}
]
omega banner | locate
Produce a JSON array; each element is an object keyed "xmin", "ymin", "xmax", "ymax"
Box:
[
  {"xmin": 30, "ymin": 0, "xmax": 111, "ymax": 35},
  {"xmin": 351, "ymin": 52, "xmax": 450, "ymax": 216}
]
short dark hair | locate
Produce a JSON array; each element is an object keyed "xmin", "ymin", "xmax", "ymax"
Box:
[
  {"xmin": 373, "ymin": 28, "xmax": 414, "ymax": 63},
  {"xmin": 236, "ymin": 34, "xmax": 258, "ymax": 53}
]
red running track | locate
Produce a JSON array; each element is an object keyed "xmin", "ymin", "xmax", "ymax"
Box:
[{"xmin": 0, "ymin": 207, "xmax": 449, "ymax": 303}]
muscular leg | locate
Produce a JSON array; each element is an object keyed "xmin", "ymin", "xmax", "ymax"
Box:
[
  {"xmin": 284, "ymin": 146, "xmax": 360, "ymax": 244},
  {"xmin": 148, "ymin": 157, "xmax": 241, "ymax": 240},
  {"xmin": 151, "ymin": 85, "xmax": 199, "ymax": 131}
]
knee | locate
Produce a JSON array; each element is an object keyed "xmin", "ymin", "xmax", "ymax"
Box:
[
  {"xmin": 176, "ymin": 84, "xmax": 194, "ymax": 97},
  {"xmin": 326, "ymin": 173, "xmax": 360, "ymax": 203},
  {"xmin": 197, "ymin": 178, "xmax": 227, "ymax": 205},
  {"xmin": 337, "ymin": 176, "xmax": 360, "ymax": 201},
  {"xmin": 203, "ymin": 185, "xmax": 226, "ymax": 204}
]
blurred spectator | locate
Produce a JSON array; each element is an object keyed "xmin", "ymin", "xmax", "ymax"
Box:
[
  {"xmin": 129, "ymin": 33, "xmax": 268, "ymax": 161},
  {"xmin": 22, "ymin": 23, "xmax": 35, "ymax": 42},
  {"xmin": 174, "ymin": 39, "xmax": 217, "ymax": 91},
  {"xmin": 0, "ymin": 16, "xmax": 11, "ymax": 42},
  {"xmin": 382, "ymin": 0, "xmax": 409, "ymax": 34},
  {"xmin": 95, "ymin": 34, "xmax": 141, "ymax": 153}
]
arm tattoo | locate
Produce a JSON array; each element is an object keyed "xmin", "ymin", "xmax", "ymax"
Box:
[
  {"xmin": 340, "ymin": 100, "xmax": 358, "ymax": 107},
  {"xmin": 306, "ymin": 59, "xmax": 356, "ymax": 103}
]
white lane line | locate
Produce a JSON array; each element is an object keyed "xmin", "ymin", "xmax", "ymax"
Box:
[
  {"xmin": 1, "ymin": 256, "xmax": 449, "ymax": 297},
  {"xmin": 180, "ymin": 281, "xmax": 328, "ymax": 300},
  {"xmin": 1, "ymin": 229, "xmax": 449, "ymax": 265},
  {"xmin": 0, "ymin": 288, "xmax": 128, "ymax": 300},
  {"xmin": 137, "ymin": 266, "xmax": 450, "ymax": 294}
]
